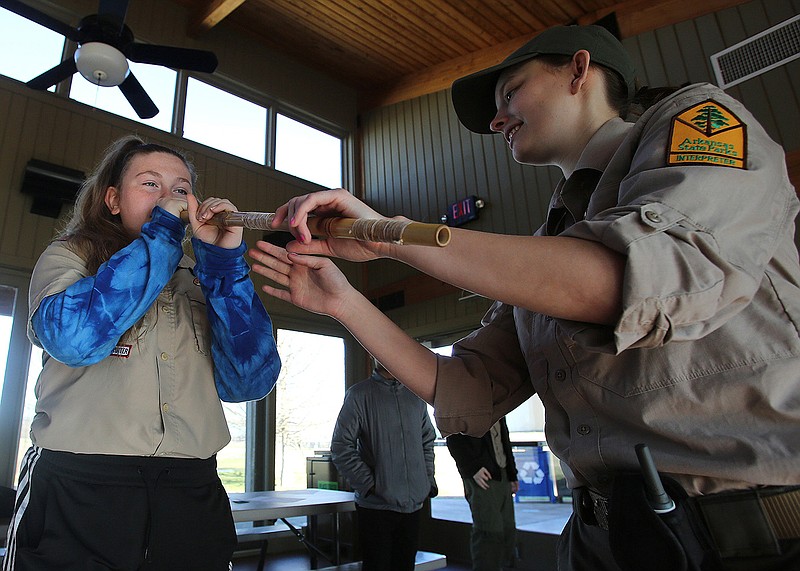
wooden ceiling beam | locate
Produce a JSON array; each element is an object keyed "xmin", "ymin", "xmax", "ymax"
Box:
[
  {"xmin": 361, "ymin": 35, "xmax": 531, "ymax": 110},
  {"xmin": 189, "ymin": 0, "xmax": 246, "ymax": 36},
  {"xmin": 364, "ymin": 0, "xmax": 751, "ymax": 111}
]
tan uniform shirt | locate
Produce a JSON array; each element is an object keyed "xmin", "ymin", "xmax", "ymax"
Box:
[
  {"xmin": 27, "ymin": 241, "xmax": 230, "ymax": 458},
  {"xmin": 434, "ymin": 83, "xmax": 800, "ymax": 496}
]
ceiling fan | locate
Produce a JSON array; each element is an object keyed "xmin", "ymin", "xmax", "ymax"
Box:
[{"xmin": 0, "ymin": 0, "xmax": 218, "ymax": 118}]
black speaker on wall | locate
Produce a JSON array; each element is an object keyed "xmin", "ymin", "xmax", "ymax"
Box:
[{"xmin": 21, "ymin": 159, "xmax": 85, "ymax": 218}]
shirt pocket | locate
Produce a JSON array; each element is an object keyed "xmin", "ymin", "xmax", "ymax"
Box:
[
  {"xmin": 566, "ymin": 337, "xmax": 700, "ymax": 397},
  {"xmin": 183, "ymin": 289, "xmax": 210, "ymax": 356},
  {"xmin": 565, "ymin": 309, "xmax": 798, "ymax": 398}
]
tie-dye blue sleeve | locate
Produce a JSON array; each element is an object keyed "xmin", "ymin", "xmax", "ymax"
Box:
[
  {"xmin": 32, "ymin": 207, "xmax": 185, "ymax": 367},
  {"xmin": 191, "ymin": 238, "xmax": 281, "ymax": 402}
]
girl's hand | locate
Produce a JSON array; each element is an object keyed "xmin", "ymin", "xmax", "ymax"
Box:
[
  {"xmin": 272, "ymin": 188, "xmax": 393, "ymax": 262},
  {"xmin": 248, "ymin": 240, "xmax": 354, "ymax": 319},
  {"xmin": 155, "ymin": 196, "xmax": 189, "ymax": 219},
  {"xmin": 189, "ymin": 196, "xmax": 243, "ymax": 249}
]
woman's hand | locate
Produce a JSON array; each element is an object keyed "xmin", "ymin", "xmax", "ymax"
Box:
[
  {"xmin": 272, "ymin": 188, "xmax": 393, "ymax": 262},
  {"xmin": 248, "ymin": 240, "xmax": 355, "ymax": 319},
  {"xmin": 189, "ymin": 195, "xmax": 244, "ymax": 249}
]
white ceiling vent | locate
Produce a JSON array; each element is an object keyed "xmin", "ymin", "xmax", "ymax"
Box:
[{"xmin": 711, "ymin": 14, "xmax": 800, "ymax": 89}]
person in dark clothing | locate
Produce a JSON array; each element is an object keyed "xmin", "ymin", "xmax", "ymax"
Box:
[
  {"xmin": 447, "ymin": 417, "xmax": 518, "ymax": 571},
  {"xmin": 330, "ymin": 361, "xmax": 437, "ymax": 571}
]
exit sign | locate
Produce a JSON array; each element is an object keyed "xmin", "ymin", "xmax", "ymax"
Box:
[{"xmin": 442, "ymin": 195, "xmax": 484, "ymax": 227}]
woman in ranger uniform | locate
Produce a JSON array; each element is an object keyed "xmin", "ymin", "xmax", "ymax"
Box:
[{"xmin": 249, "ymin": 25, "xmax": 800, "ymax": 571}]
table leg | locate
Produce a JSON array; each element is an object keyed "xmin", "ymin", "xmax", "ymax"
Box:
[
  {"xmin": 333, "ymin": 513, "xmax": 340, "ymax": 564},
  {"xmin": 279, "ymin": 516, "xmax": 331, "ymax": 568},
  {"xmin": 309, "ymin": 514, "xmax": 318, "ymax": 568}
]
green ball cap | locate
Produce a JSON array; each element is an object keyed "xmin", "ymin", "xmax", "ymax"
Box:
[{"xmin": 451, "ymin": 25, "xmax": 636, "ymax": 134}]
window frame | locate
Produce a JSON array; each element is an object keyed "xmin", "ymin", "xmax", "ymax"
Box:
[
  {"xmin": 0, "ymin": 269, "xmax": 34, "ymax": 488},
  {"xmin": 178, "ymin": 73, "xmax": 349, "ymax": 189}
]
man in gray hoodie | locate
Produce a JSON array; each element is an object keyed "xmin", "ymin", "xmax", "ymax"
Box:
[{"xmin": 331, "ymin": 360, "xmax": 438, "ymax": 571}]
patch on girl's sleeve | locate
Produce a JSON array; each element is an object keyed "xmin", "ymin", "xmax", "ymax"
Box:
[{"xmin": 666, "ymin": 99, "xmax": 747, "ymax": 169}]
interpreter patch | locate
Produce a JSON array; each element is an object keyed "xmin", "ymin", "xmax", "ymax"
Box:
[
  {"xmin": 667, "ymin": 99, "xmax": 746, "ymax": 169},
  {"xmin": 110, "ymin": 344, "xmax": 132, "ymax": 358}
]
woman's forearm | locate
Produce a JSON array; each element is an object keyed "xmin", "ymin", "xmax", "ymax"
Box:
[
  {"xmin": 335, "ymin": 288, "xmax": 439, "ymax": 403},
  {"xmin": 389, "ymin": 229, "xmax": 625, "ymax": 324}
]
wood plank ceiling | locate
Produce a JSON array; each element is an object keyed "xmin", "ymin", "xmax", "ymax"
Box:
[{"xmin": 172, "ymin": 0, "xmax": 750, "ymax": 110}]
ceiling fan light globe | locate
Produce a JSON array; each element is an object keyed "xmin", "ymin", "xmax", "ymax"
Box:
[{"xmin": 74, "ymin": 42, "xmax": 130, "ymax": 86}]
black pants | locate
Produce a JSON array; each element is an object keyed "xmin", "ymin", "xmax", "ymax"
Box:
[
  {"xmin": 356, "ymin": 505, "xmax": 422, "ymax": 571},
  {"xmin": 4, "ymin": 447, "xmax": 236, "ymax": 571}
]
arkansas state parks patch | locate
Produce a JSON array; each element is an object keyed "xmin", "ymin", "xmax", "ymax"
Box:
[{"xmin": 667, "ymin": 99, "xmax": 747, "ymax": 169}]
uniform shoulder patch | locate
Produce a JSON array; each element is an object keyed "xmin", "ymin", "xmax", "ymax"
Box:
[{"xmin": 667, "ymin": 99, "xmax": 747, "ymax": 169}]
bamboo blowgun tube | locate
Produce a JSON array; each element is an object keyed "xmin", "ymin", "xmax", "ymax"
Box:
[{"xmin": 180, "ymin": 211, "xmax": 451, "ymax": 247}]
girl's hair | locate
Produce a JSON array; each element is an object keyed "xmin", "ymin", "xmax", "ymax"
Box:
[
  {"xmin": 536, "ymin": 54, "xmax": 681, "ymax": 120},
  {"xmin": 58, "ymin": 135, "xmax": 197, "ymax": 273}
]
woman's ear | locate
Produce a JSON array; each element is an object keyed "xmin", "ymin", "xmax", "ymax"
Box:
[
  {"xmin": 104, "ymin": 186, "xmax": 121, "ymax": 215},
  {"xmin": 570, "ymin": 50, "xmax": 592, "ymax": 94}
]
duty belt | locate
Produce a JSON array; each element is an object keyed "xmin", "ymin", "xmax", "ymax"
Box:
[{"xmin": 583, "ymin": 486, "xmax": 800, "ymax": 539}]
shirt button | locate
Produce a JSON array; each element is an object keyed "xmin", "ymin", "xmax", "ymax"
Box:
[
  {"xmin": 645, "ymin": 210, "xmax": 661, "ymax": 223},
  {"xmin": 577, "ymin": 424, "xmax": 591, "ymax": 435},
  {"xmin": 160, "ymin": 352, "xmax": 169, "ymax": 360},
  {"xmin": 555, "ymin": 369, "xmax": 566, "ymax": 381},
  {"xmin": 162, "ymin": 403, "xmax": 170, "ymax": 413},
  {"xmin": 193, "ymin": 278, "xmax": 201, "ymax": 286}
]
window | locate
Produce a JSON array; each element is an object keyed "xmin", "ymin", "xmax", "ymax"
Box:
[
  {"xmin": 183, "ymin": 77, "xmax": 267, "ymax": 164},
  {"xmin": 0, "ymin": 273, "xmax": 35, "ymax": 488},
  {"xmin": 0, "ymin": 7, "xmax": 65, "ymax": 86},
  {"xmin": 275, "ymin": 113, "xmax": 342, "ymax": 188},
  {"xmin": 217, "ymin": 401, "xmax": 247, "ymax": 492},
  {"xmin": 69, "ymin": 62, "xmax": 177, "ymax": 132},
  {"xmin": 274, "ymin": 329, "xmax": 345, "ymax": 490},
  {"xmin": 1, "ymin": 8, "xmax": 347, "ymax": 189},
  {"xmin": 14, "ymin": 346, "xmax": 40, "ymax": 484}
]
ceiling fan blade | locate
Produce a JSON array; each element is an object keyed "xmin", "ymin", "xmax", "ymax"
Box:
[
  {"xmin": 27, "ymin": 59, "xmax": 78, "ymax": 90},
  {"xmin": 119, "ymin": 73, "xmax": 158, "ymax": 119},
  {"xmin": 127, "ymin": 43, "xmax": 218, "ymax": 73},
  {"xmin": 0, "ymin": 0, "xmax": 79, "ymax": 41},
  {"xmin": 97, "ymin": 0, "xmax": 129, "ymax": 26}
]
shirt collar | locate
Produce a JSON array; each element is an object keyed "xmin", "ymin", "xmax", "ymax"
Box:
[{"xmin": 573, "ymin": 117, "xmax": 633, "ymax": 173}]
